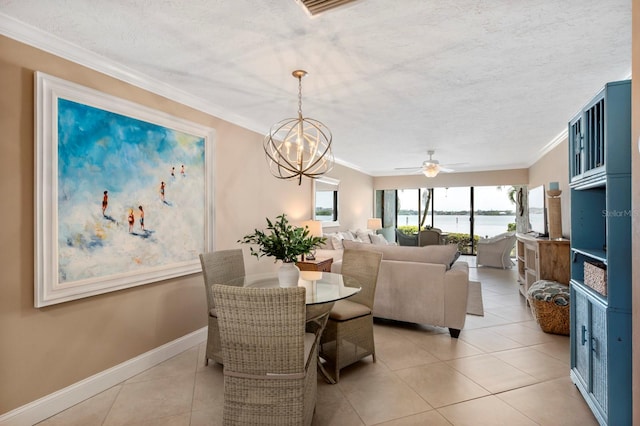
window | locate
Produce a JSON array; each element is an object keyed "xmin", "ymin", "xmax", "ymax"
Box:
[{"xmin": 313, "ymin": 177, "xmax": 339, "ymax": 225}]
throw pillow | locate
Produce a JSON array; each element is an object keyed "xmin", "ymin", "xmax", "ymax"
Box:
[
  {"xmin": 340, "ymin": 231, "xmax": 355, "ymax": 241},
  {"xmin": 369, "ymin": 233, "xmax": 389, "ymax": 245},
  {"xmin": 320, "ymin": 232, "xmax": 337, "ymax": 250},
  {"xmin": 450, "ymin": 250, "xmax": 461, "ymax": 268},
  {"xmin": 354, "ymin": 228, "xmax": 374, "ymax": 242},
  {"xmin": 331, "ymin": 233, "xmax": 345, "ymax": 250}
]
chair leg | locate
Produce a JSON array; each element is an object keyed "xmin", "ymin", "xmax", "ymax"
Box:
[
  {"xmin": 449, "ymin": 328, "xmax": 461, "ymax": 338},
  {"xmin": 204, "ymin": 356, "xmax": 209, "ymax": 366}
]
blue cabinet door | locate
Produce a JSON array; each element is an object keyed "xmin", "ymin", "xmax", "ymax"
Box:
[
  {"xmin": 569, "ymin": 114, "xmax": 583, "ymax": 182},
  {"xmin": 590, "ymin": 301, "xmax": 607, "ymax": 417},
  {"xmin": 572, "ymin": 286, "xmax": 589, "ymax": 388}
]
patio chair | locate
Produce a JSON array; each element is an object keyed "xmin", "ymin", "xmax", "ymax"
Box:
[
  {"xmin": 418, "ymin": 228, "xmax": 443, "ymax": 246},
  {"xmin": 476, "ymin": 232, "xmax": 516, "ymax": 269},
  {"xmin": 199, "ymin": 249, "xmax": 245, "ymax": 365},
  {"xmin": 213, "ymin": 285, "xmax": 318, "ymax": 425},
  {"xmin": 320, "ymin": 249, "xmax": 382, "ymax": 382},
  {"xmin": 395, "ymin": 228, "xmax": 418, "ymax": 246}
]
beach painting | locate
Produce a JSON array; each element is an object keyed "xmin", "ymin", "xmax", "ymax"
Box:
[{"xmin": 35, "ymin": 72, "xmax": 215, "ymax": 307}]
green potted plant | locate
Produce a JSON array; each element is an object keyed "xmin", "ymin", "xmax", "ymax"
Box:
[{"xmin": 238, "ymin": 214, "xmax": 326, "ymax": 286}]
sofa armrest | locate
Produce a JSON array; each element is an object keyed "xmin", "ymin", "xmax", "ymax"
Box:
[
  {"xmin": 331, "ymin": 260, "xmax": 342, "ymax": 273},
  {"xmin": 444, "ymin": 261, "xmax": 469, "ymax": 329}
]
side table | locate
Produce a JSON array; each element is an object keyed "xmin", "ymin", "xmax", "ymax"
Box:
[{"xmin": 296, "ymin": 257, "xmax": 333, "ymax": 272}]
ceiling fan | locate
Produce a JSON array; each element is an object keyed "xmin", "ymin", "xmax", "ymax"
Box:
[{"xmin": 395, "ymin": 150, "xmax": 458, "ymax": 177}]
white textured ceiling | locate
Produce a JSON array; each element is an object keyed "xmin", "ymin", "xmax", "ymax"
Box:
[{"xmin": 0, "ymin": 0, "xmax": 631, "ymax": 175}]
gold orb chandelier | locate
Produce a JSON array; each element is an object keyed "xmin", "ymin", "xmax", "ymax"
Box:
[{"xmin": 264, "ymin": 70, "xmax": 334, "ymax": 185}]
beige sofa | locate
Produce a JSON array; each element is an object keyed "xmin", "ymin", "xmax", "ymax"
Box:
[{"xmin": 320, "ymin": 240, "xmax": 469, "ymax": 337}]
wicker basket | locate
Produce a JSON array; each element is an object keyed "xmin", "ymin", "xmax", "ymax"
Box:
[
  {"xmin": 584, "ymin": 261, "xmax": 607, "ymax": 296},
  {"xmin": 526, "ymin": 280, "xmax": 570, "ymax": 336},
  {"xmin": 529, "ymin": 296, "xmax": 570, "ymax": 335}
]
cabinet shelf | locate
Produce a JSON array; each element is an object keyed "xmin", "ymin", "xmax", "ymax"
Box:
[
  {"xmin": 515, "ymin": 233, "xmax": 570, "ymax": 300},
  {"xmin": 571, "ymin": 248, "xmax": 607, "ymax": 264}
]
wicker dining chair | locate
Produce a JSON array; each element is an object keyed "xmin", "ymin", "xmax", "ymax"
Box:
[
  {"xmin": 213, "ymin": 285, "xmax": 318, "ymax": 426},
  {"xmin": 199, "ymin": 249, "xmax": 245, "ymax": 365},
  {"xmin": 320, "ymin": 249, "xmax": 382, "ymax": 382}
]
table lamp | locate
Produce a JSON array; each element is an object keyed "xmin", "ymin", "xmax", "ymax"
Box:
[
  {"xmin": 302, "ymin": 219, "xmax": 323, "ymax": 260},
  {"xmin": 367, "ymin": 218, "xmax": 382, "ymax": 231}
]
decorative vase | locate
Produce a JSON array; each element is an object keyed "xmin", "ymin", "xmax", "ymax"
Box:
[{"xmin": 278, "ymin": 261, "xmax": 300, "ymax": 287}]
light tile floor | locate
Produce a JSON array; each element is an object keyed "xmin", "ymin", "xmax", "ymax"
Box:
[{"xmin": 38, "ymin": 257, "xmax": 597, "ymax": 425}]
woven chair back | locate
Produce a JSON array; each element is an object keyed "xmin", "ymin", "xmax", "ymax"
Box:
[
  {"xmin": 213, "ymin": 285, "xmax": 307, "ymax": 376},
  {"xmin": 418, "ymin": 229, "xmax": 441, "ymax": 246},
  {"xmin": 340, "ymin": 249, "xmax": 382, "ymax": 309},
  {"xmin": 199, "ymin": 249, "xmax": 245, "ymax": 310}
]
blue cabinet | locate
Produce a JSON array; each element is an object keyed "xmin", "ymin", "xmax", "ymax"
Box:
[{"xmin": 568, "ymin": 80, "xmax": 631, "ymax": 425}]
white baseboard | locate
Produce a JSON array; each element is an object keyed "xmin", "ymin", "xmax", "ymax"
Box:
[{"xmin": 0, "ymin": 327, "xmax": 207, "ymax": 426}]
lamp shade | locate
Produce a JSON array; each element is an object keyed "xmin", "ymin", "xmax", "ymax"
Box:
[
  {"xmin": 301, "ymin": 220, "xmax": 323, "ymax": 237},
  {"xmin": 367, "ymin": 218, "xmax": 382, "ymax": 230}
]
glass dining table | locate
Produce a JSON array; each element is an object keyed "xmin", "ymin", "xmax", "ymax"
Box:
[
  {"xmin": 225, "ymin": 271, "xmax": 361, "ymax": 383},
  {"xmin": 226, "ymin": 271, "xmax": 360, "ymax": 303}
]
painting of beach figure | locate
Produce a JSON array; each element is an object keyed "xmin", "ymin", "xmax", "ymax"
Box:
[{"xmin": 35, "ymin": 72, "xmax": 214, "ymax": 307}]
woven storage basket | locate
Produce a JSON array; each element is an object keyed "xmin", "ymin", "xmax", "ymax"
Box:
[
  {"xmin": 584, "ymin": 261, "xmax": 607, "ymax": 296},
  {"xmin": 527, "ymin": 280, "xmax": 570, "ymax": 336}
]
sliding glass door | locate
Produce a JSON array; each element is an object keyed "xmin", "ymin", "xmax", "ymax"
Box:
[{"xmin": 377, "ymin": 185, "xmax": 517, "ymax": 253}]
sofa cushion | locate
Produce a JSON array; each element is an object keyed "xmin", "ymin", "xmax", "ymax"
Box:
[{"xmin": 342, "ymin": 240, "xmax": 459, "ymax": 268}]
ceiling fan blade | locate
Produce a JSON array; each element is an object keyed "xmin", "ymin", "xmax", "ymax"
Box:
[{"xmin": 394, "ymin": 166, "xmax": 421, "ymax": 170}]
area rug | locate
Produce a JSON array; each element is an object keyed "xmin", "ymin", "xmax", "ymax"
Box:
[{"xmin": 467, "ymin": 280, "xmax": 484, "ymax": 316}]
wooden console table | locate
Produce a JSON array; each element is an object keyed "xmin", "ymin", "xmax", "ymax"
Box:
[{"xmin": 515, "ymin": 233, "xmax": 570, "ymax": 299}]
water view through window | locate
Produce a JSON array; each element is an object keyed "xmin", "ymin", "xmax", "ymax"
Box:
[{"xmin": 395, "ymin": 186, "xmax": 516, "ymax": 253}]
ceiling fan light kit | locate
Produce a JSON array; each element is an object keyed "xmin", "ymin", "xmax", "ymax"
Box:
[
  {"xmin": 263, "ymin": 70, "xmax": 334, "ymax": 185},
  {"xmin": 422, "ymin": 162, "xmax": 441, "ymax": 177},
  {"xmin": 422, "ymin": 150, "xmax": 441, "ymax": 177},
  {"xmin": 393, "ymin": 149, "xmax": 457, "ymax": 177}
]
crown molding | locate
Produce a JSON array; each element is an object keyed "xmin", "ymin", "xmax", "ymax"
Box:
[{"xmin": 532, "ymin": 128, "xmax": 569, "ymax": 166}]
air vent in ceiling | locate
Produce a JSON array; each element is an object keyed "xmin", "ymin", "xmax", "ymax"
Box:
[{"xmin": 296, "ymin": 0, "xmax": 361, "ymax": 16}]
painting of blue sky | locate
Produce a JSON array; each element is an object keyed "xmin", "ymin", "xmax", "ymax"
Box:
[{"xmin": 57, "ymin": 98, "xmax": 205, "ymax": 284}]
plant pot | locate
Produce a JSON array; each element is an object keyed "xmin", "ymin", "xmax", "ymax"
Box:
[{"xmin": 278, "ymin": 262, "xmax": 300, "ymax": 287}]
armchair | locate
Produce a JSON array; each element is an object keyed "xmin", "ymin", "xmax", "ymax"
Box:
[{"xmin": 476, "ymin": 232, "xmax": 516, "ymax": 269}]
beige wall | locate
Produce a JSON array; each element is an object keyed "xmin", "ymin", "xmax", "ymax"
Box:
[
  {"xmin": 0, "ymin": 35, "xmax": 373, "ymax": 414},
  {"xmin": 320, "ymin": 164, "xmax": 375, "ymax": 232},
  {"xmin": 528, "ymin": 139, "xmax": 571, "ymax": 238},
  {"xmin": 632, "ymin": 0, "xmax": 640, "ymax": 422}
]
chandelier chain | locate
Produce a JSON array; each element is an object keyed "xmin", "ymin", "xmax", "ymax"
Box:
[{"xmin": 297, "ymin": 75, "xmax": 303, "ymax": 117}]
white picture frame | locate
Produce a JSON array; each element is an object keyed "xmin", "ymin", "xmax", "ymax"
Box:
[{"xmin": 34, "ymin": 72, "xmax": 215, "ymax": 307}]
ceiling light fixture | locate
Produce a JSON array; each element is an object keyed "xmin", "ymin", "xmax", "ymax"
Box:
[
  {"xmin": 264, "ymin": 70, "xmax": 334, "ymax": 185},
  {"xmin": 422, "ymin": 150, "xmax": 441, "ymax": 177}
]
